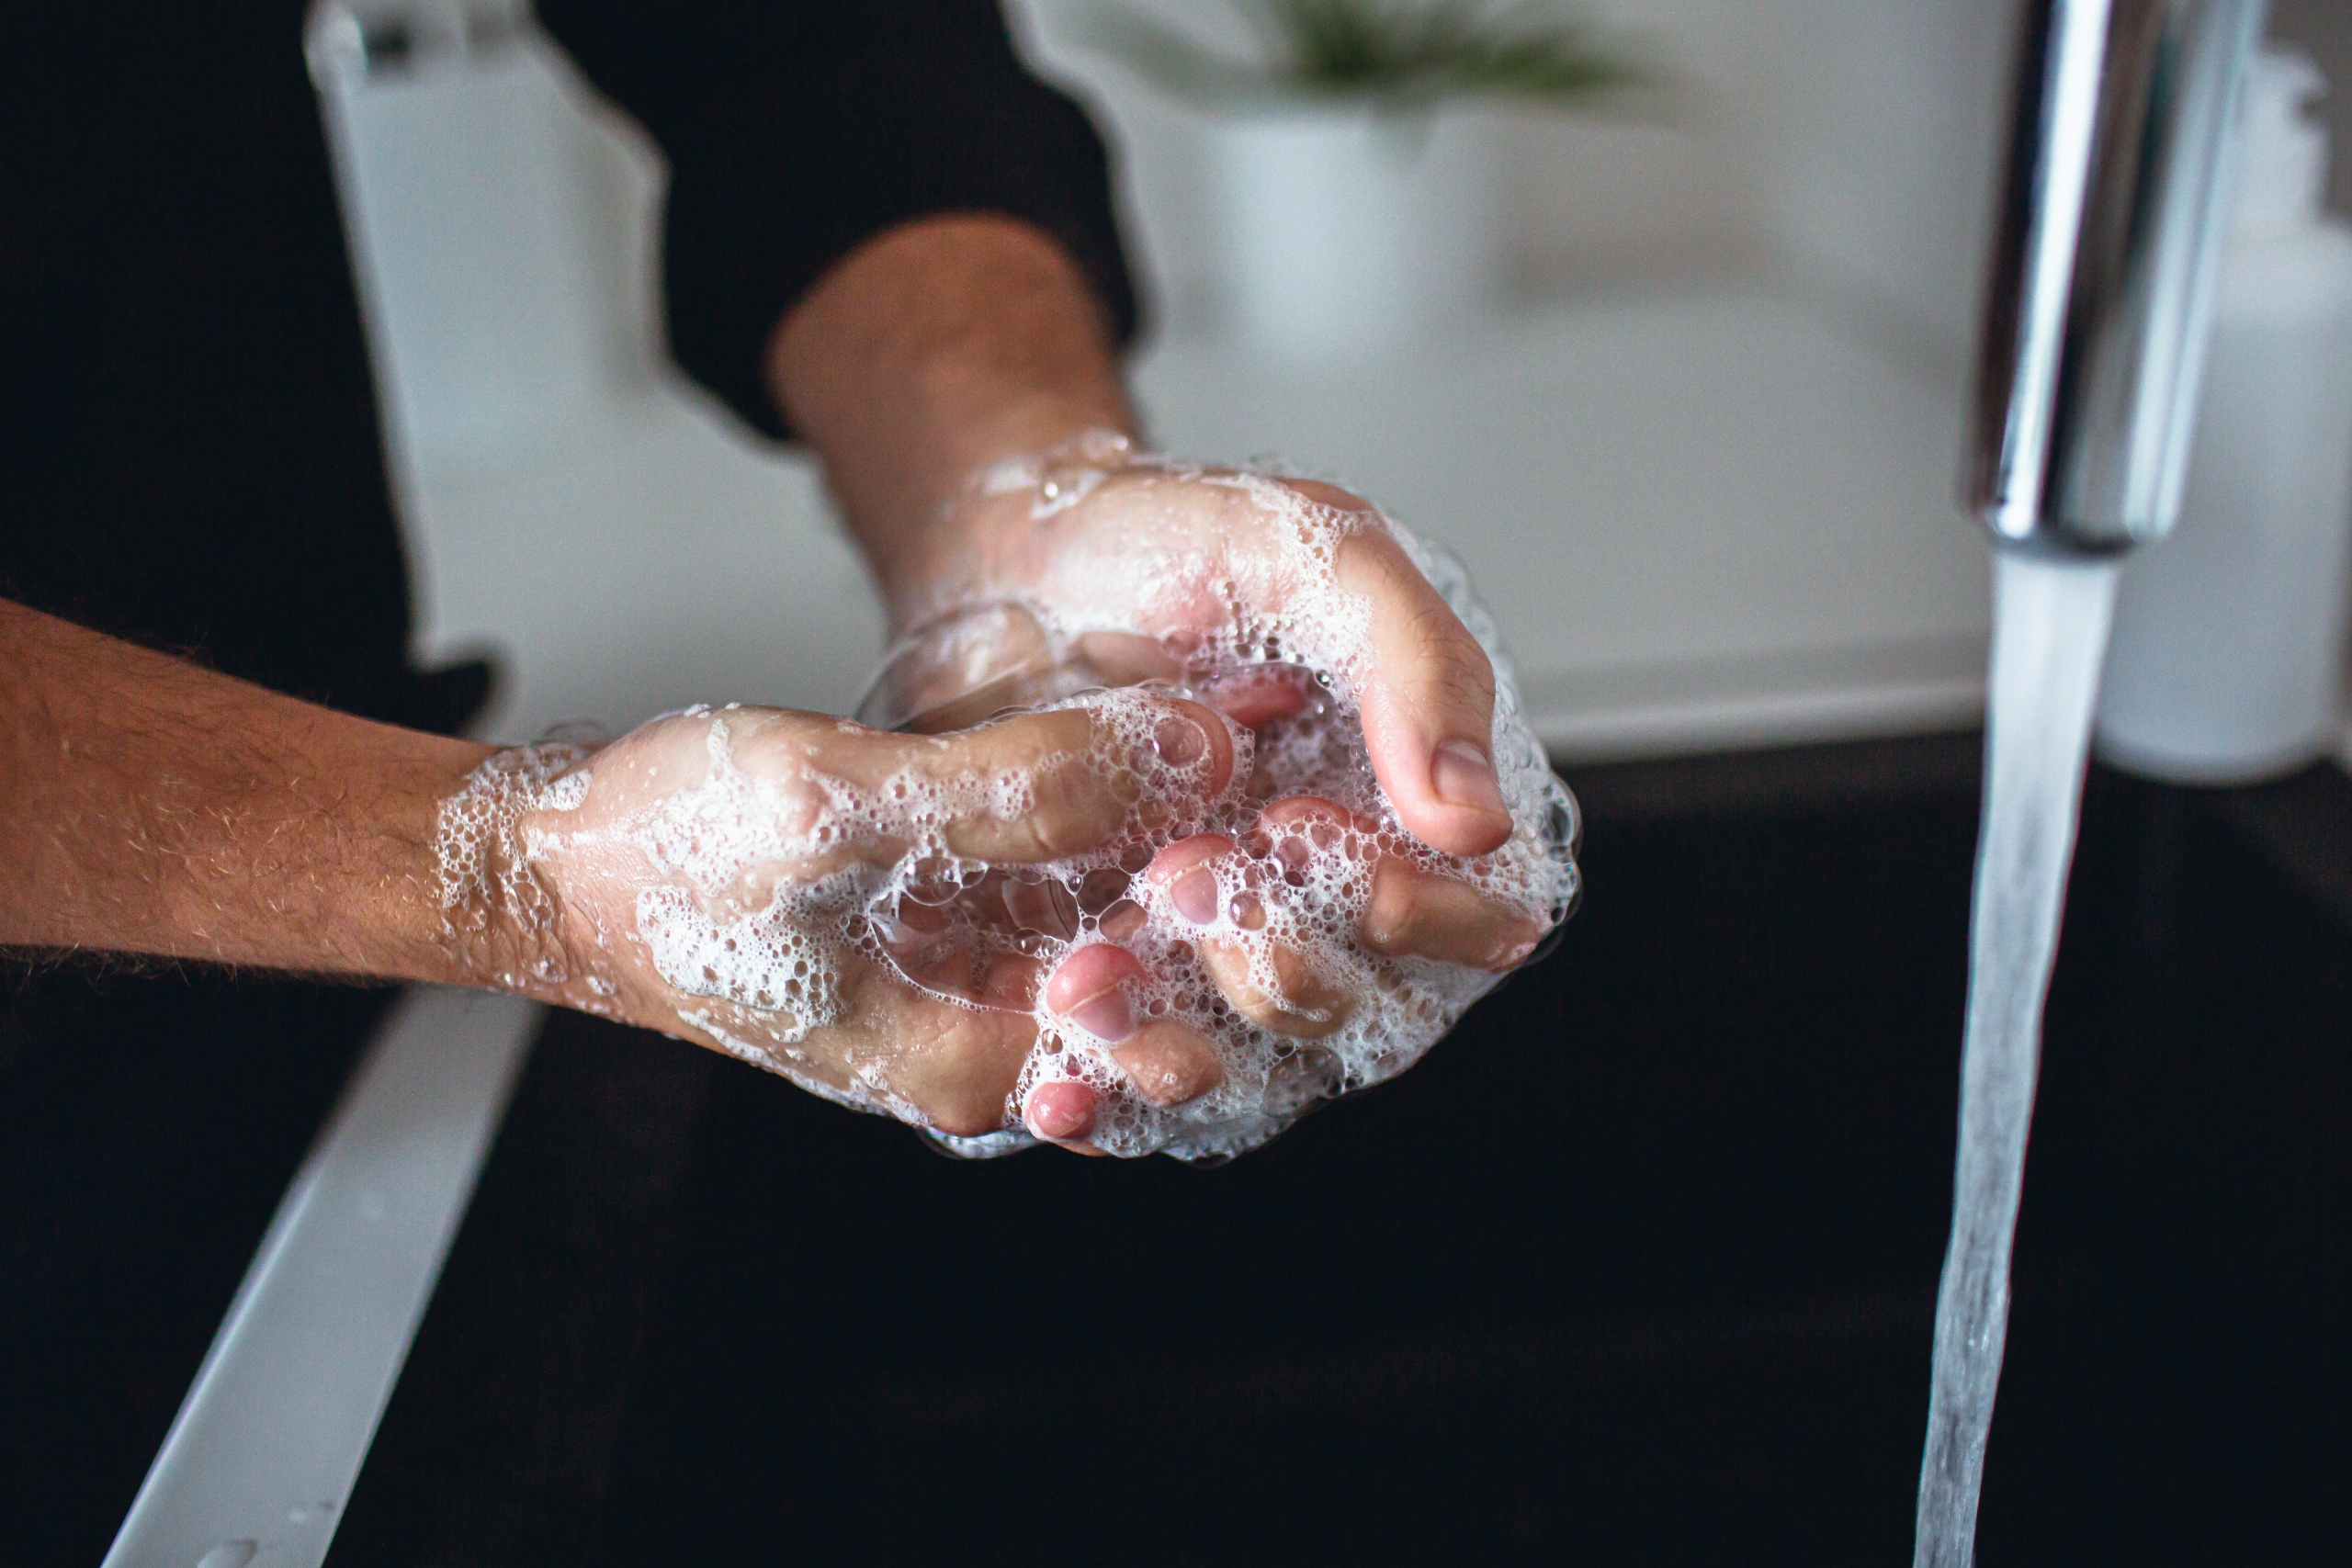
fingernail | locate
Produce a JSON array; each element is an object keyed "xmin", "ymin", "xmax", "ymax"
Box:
[
  {"xmin": 1067, "ymin": 987, "xmax": 1135, "ymax": 1043},
  {"xmin": 1170, "ymin": 868, "xmax": 1219, "ymax": 924},
  {"xmin": 1153, "ymin": 715, "xmax": 1208, "ymax": 768},
  {"xmin": 1432, "ymin": 740, "xmax": 1508, "ymax": 816},
  {"xmin": 1026, "ymin": 1082, "xmax": 1096, "ymax": 1141}
]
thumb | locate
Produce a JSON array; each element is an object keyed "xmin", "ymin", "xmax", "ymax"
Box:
[{"xmin": 1337, "ymin": 529, "xmax": 1512, "ymax": 858}]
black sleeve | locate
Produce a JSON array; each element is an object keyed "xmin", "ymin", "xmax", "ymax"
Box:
[{"xmin": 537, "ymin": 0, "xmax": 1139, "ymax": 441}]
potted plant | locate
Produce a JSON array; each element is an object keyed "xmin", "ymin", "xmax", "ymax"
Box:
[{"xmin": 1084, "ymin": 1, "xmax": 1641, "ymax": 363}]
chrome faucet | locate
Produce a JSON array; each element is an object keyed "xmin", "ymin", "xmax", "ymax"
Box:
[{"xmin": 1969, "ymin": 0, "xmax": 2270, "ymax": 557}]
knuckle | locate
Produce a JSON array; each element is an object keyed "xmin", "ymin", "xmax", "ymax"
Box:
[
  {"xmin": 929, "ymin": 1099, "xmax": 1010, "ymax": 1139},
  {"xmin": 1020, "ymin": 761, "xmax": 1118, "ymax": 859},
  {"xmin": 912, "ymin": 1015, "xmax": 1021, "ymax": 1136},
  {"xmin": 1129, "ymin": 1043, "xmax": 1222, "ymax": 1107}
]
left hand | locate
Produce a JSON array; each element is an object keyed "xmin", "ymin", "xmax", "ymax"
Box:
[
  {"xmin": 455, "ymin": 695, "xmax": 1246, "ymax": 1146},
  {"xmin": 882, "ymin": 436, "xmax": 1554, "ymax": 1151}
]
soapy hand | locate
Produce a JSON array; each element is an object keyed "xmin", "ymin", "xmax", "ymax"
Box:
[
  {"xmin": 903, "ymin": 432, "xmax": 1522, "ymax": 858},
  {"xmin": 874, "ymin": 434, "xmax": 1568, "ymax": 1151},
  {"xmin": 436, "ymin": 695, "xmax": 1243, "ymax": 1142},
  {"xmin": 434, "ymin": 441, "xmax": 1574, "ymax": 1159}
]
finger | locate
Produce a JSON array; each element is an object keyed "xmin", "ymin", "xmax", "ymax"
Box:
[
  {"xmin": 1361, "ymin": 858, "xmax": 1545, "ymax": 970},
  {"xmin": 1043, "ymin": 942, "xmax": 1148, "ymax": 1043},
  {"xmin": 1249, "ymin": 794, "xmax": 1378, "ymax": 848},
  {"xmin": 1071, "ymin": 629, "xmax": 1187, "ymax": 686},
  {"xmin": 1023, "ymin": 1079, "xmax": 1104, "ymax": 1152},
  {"xmin": 1146, "ymin": 824, "xmax": 1355, "ymax": 1039},
  {"xmin": 1197, "ymin": 663, "xmax": 1319, "ymax": 728},
  {"xmin": 969, "ymin": 696, "xmax": 1234, "ymax": 859},
  {"xmin": 828, "ymin": 967, "xmax": 1039, "ymax": 1139},
  {"xmin": 1145, "ymin": 831, "xmax": 1238, "ymax": 924},
  {"xmin": 1037, "ymin": 950, "xmax": 1223, "ymax": 1143},
  {"xmin": 1197, "ymin": 927, "xmax": 1354, "ymax": 1039},
  {"xmin": 1043, "ymin": 946, "xmax": 1223, "ymax": 1103},
  {"xmin": 1250, "ymin": 795, "xmax": 1541, "ymax": 970},
  {"xmin": 898, "ymin": 697, "xmax": 1238, "ymax": 863},
  {"xmin": 1335, "ymin": 529, "xmax": 1512, "ymax": 858}
]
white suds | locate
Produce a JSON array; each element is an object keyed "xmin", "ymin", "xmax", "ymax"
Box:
[
  {"xmin": 435, "ymin": 740, "xmax": 593, "ymax": 964},
  {"xmin": 864, "ymin": 441, "xmax": 1579, "ymax": 1159},
  {"xmin": 435, "ymin": 442, "xmax": 1579, "ymax": 1161}
]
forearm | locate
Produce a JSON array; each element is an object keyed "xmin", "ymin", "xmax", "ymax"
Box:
[
  {"xmin": 766, "ymin": 214, "xmax": 1136, "ymax": 623},
  {"xmin": 0, "ymin": 599, "xmax": 497, "ymax": 982}
]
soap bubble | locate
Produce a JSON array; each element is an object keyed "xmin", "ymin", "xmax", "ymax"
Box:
[
  {"xmin": 852, "ymin": 459, "xmax": 1579, "ymax": 1161},
  {"xmin": 440, "ymin": 450, "xmax": 1579, "ymax": 1161}
]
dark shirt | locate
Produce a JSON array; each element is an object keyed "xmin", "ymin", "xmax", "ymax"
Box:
[{"xmin": 0, "ymin": 0, "xmax": 1134, "ymax": 728}]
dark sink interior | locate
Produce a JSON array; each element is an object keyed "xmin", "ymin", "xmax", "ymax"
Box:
[
  {"xmin": 31, "ymin": 734, "xmax": 2343, "ymax": 1566},
  {"xmin": 311, "ymin": 733, "xmax": 2348, "ymax": 1566}
]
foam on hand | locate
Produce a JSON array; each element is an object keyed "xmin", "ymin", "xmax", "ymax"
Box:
[
  {"xmin": 436, "ymin": 438, "xmax": 1578, "ymax": 1161},
  {"xmin": 869, "ymin": 439, "xmax": 1580, "ymax": 1159}
]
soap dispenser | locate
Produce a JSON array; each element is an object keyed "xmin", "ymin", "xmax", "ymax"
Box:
[{"xmin": 2097, "ymin": 45, "xmax": 2352, "ymax": 783}]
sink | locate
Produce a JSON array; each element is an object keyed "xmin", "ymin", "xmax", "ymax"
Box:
[{"xmin": 312, "ymin": 737, "xmax": 2350, "ymax": 1566}]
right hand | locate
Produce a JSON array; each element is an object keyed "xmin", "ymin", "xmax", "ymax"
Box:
[
  {"xmin": 863, "ymin": 446, "xmax": 1571, "ymax": 1149},
  {"xmin": 471, "ymin": 697, "xmax": 1243, "ymax": 1145}
]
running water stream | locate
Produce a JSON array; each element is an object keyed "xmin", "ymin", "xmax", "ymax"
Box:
[{"xmin": 1914, "ymin": 549, "xmax": 2122, "ymax": 1567}]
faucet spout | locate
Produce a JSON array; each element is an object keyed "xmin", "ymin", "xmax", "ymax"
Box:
[{"xmin": 1969, "ymin": 0, "xmax": 2269, "ymax": 557}]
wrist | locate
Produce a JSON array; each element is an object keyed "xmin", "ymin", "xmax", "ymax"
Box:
[
  {"xmin": 763, "ymin": 214, "xmax": 1137, "ymax": 615},
  {"xmin": 879, "ymin": 424, "xmax": 1140, "ymax": 632},
  {"xmin": 428, "ymin": 741, "xmax": 599, "ymax": 1001}
]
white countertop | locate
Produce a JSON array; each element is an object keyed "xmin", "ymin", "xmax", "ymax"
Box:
[{"xmin": 406, "ymin": 288, "xmax": 1995, "ymax": 761}]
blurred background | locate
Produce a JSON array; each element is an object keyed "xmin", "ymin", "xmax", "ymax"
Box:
[{"xmin": 324, "ymin": 0, "xmax": 2352, "ymax": 758}]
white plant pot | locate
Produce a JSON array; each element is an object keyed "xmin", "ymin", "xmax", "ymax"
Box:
[{"xmin": 1201, "ymin": 107, "xmax": 1500, "ymax": 363}]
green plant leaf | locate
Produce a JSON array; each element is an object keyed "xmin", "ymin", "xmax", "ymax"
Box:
[{"xmin": 1081, "ymin": 0, "xmax": 1652, "ymax": 113}]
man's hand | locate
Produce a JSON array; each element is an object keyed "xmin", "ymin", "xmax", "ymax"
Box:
[
  {"xmin": 766, "ymin": 218, "xmax": 1558, "ymax": 1152},
  {"xmin": 922, "ymin": 454, "xmax": 1518, "ymax": 858},
  {"xmin": 494, "ymin": 696, "xmax": 1244, "ymax": 1142},
  {"xmin": 4, "ymin": 209, "xmax": 1562, "ymax": 1158},
  {"xmin": 881, "ymin": 452, "xmax": 1550, "ymax": 1139},
  {"xmin": 767, "ymin": 216, "xmax": 1515, "ymax": 862}
]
